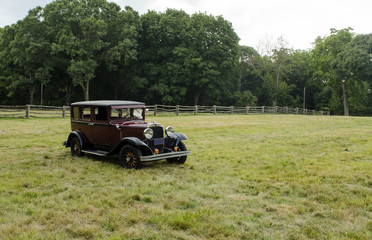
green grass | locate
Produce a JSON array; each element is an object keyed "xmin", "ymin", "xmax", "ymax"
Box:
[{"xmin": 0, "ymin": 115, "xmax": 371, "ymax": 239}]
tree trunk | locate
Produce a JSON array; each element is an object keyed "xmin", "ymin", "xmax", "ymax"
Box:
[
  {"xmin": 274, "ymin": 63, "xmax": 282, "ymax": 106},
  {"xmin": 40, "ymin": 82, "xmax": 43, "ymax": 106},
  {"xmin": 81, "ymin": 80, "xmax": 90, "ymax": 101},
  {"xmin": 65, "ymin": 77, "xmax": 72, "ymax": 106},
  {"xmin": 194, "ymin": 91, "xmax": 200, "ymax": 105},
  {"xmin": 114, "ymin": 74, "xmax": 119, "ymax": 100},
  {"xmin": 29, "ymin": 84, "xmax": 36, "ymax": 105},
  {"xmin": 341, "ymin": 81, "xmax": 349, "ymax": 116},
  {"xmin": 65, "ymin": 84, "xmax": 72, "ymax": 106}
]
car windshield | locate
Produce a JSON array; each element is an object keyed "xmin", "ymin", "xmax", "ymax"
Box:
[{"xmin": 111, "ymin": 108, "xmax": 143, "ymax": 121}]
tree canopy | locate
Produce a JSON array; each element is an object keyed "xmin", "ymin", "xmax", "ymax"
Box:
[{"xmin": 1, "ymin": 0, "xmax": 372, "ymax": 115}]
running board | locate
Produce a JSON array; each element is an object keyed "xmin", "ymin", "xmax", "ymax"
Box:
[
  {"xmin": 81, "ymin": 149, "xmax": 109, "ymax": 157},
  {"xmin": 81, "ymin": 149, "xmax": 191, "ymax": 161}
]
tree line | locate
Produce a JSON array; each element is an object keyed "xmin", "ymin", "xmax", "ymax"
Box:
[{"xmin": 0, "ymin": 0, "xmax": 371, "ymax": 115}]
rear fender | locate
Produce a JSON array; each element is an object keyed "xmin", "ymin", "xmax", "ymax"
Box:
[{"xmin": 65, "ymin": 131, "xmax": 85, "ymax": 148}]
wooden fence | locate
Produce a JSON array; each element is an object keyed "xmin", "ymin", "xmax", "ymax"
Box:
[
  {"xmin": 0, "ymin": 104, "xmax": 329, "ymax": 118},
  {"xmin": 147, "ymin": 105, "xmax": 329, "ymax": 116},
  {"xmin": 0, "ymin": 105, "xmax": 70, "ymax": 118}
]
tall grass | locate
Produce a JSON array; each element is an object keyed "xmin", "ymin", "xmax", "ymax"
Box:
[{"xmin": 0, "ymin": 115, "xmax": 371, "ymax": 239}]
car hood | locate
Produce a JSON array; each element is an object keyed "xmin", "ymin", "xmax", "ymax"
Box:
[
  {"xmin": 118, "ymin": 121, "xmax": 163, "ymax": 140},
  {"xmin": 120, "ymin": 120, "xmax": 148, "ymax": 127}
]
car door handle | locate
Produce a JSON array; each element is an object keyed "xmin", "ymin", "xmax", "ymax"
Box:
[{"xmin": 88, "ymin": 123, "xmax": 94, "ymax": 126}]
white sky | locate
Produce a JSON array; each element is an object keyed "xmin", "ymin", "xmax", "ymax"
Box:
[{"xmin": 1, "ymin": 0, "xmax": 371, "ymax": 50}]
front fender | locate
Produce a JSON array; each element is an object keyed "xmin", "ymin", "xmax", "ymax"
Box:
[
  {"xmin": 110, "ymin": 137, "xmax": 152, "ymax": 155},
  {"xmin": 165, "ymin": 132, "xmax": 188, "ymax": 147},
  {"xmin": 173, "ymin": 132, "xmax": 187, "ymax": 141}
]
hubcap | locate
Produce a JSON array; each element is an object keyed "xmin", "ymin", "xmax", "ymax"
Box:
[
  {"xmin": 125, "ymin": 152, "xmax": 136, "ymax": 168},
  {"xmin": 73, "ymin": 143, "xmax": 80, "ymax": 155}
]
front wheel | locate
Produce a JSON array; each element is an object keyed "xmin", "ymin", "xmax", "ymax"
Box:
[
  {"xmin": 119, "ymin": 145, "xmax": 142, "ymax": 169},
  {"xmin": 168, "ymin": 141, "xmax": 187, "ymax": 164}
]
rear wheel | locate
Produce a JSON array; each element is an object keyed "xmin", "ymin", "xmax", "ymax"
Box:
[
  {"xmin": 167, "ymin": 141, "xmax": 187, "ymax": 164},
  {"xmin": 70, "ymin": 137, "xmax": 83, "ymax": 157},
  {"xmin": 119, "ymin": 145, "xmax": 142, "ymax": 169}
]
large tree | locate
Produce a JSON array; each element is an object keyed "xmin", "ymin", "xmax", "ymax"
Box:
[
  {"xmin": 138, "ymin": 9, "xmax": 191, "ymax": 104},
  {"xmin": 138, "ymin": 10, "xmax": 240, "ymax": 105},
  {"xmin": 311, "ymin": 28, "xmax": 354, "ymax": 115},
  {"xmin": 0, "ymin": 7, "xmax": 51, "ymax": 104},
  {"xmin": 181, "ymin": 12, "xmax": 240, "ymax": 105},
  {"xmin": 333, "ymin": 33, "xmax": 372, "ymax": 114},
  {"xmin": 44, "ymin": 0, "xmax": 106, "ymax": 101},
  {"xmin": 43, "ymin": 0, "xmax": 139, "ymax": 101},
  {"xmin": 284, "ymin": 50, "xmax": 321, "ymax": 110},
  {"xmin": 242, "ymin": 37, "xmax": 294, "ymax": 106}
]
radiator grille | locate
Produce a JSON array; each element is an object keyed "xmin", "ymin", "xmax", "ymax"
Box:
[{"xmin": 148, "ymin": 126, "xmax": 164, "ymax": 152}]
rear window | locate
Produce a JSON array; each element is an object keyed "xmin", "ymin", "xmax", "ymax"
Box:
[{"xmin": 71, "ymin": 106, "xmax": 80, "ymax": 120}]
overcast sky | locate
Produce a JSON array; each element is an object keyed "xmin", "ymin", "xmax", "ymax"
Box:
[{"xmin": 1, "ymin": 0, "xmax": 371, "ymax": 50}]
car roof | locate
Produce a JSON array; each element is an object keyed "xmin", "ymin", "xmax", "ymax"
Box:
[{"xmin": 71, "ymin": 100, "xmax": 145, "ymax": 107}]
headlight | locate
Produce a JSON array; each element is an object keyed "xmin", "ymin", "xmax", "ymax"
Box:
[
  {"xmin": 165, "ymin": 126, "xmax": 175, "ymax": 137},
  {"xmin": 144, "ymin": 128, "xmax": 154, "ymax": 139}
]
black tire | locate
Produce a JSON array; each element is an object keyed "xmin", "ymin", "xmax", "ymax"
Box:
[
  {"xmin": 119, "ymin": 145, "xmax": 142, "ymax": 169},
  {"xmin": 168, "ymin": 141, "xmax": 187, "ymax": 164},
  {"xmin": 70, "ymin": 137, "xmax": 83, "ymax": 157}
]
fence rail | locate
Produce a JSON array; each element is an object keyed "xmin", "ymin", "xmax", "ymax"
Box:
[{"xmin": 0, "ymin": 104, "xmax": 329, "ymax": 118}]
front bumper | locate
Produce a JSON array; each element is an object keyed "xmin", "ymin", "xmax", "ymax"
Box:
[{"xmin": 140, "ymin": 151, "xmax": 191, "ymax": 162}]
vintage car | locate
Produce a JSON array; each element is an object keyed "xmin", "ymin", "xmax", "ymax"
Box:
[{"xmin": 63, "ymin": 100, "xmax": 190, "ymax": 169}]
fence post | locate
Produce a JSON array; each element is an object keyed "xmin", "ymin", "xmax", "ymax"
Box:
[
  {"xmin": 275, "ymin": 106, "xmax": 278, "ymax": 114},
  {"xmin": 246, "ymin": 106, "xmax": 249, "ymax": 115},
  {"xmin": 194, "ymin": 105, "xmax": 198, "ymax": 115},
  {"xmin": 213, "ymin": 105, "xmax": 216, "ymax": 115},
  {"xmin": 25, "ymin": 105, "xmax": 30, "ymax": 118},
  {"xmin": 62, "ymin": 105, "xmax": 66, "ymax": 118},
  {"xmin": 296, "ymin": 107, "xmax": 299, "ymax": 114},
  {"xmin": 154, "ymin": 105, "xmax": 157, "ymax": 116},
  {"xmin": 176, "ymin": 105, "xmax": 179, "ymax": 116},
  {"xmin": 261, "ymin": 106, "xmax": 265, "ymax": 114},
  {"xmin": 286, "ymin": 107, "xmax": 288, "ymax": 114},
  {"xmin": 230, "ymin": 106, "xmax": 233, "ymax": 114}
]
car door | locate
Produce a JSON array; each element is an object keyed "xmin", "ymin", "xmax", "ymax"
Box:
[{"xmin": 92, "ymin": 106, "xmax": 112, "ymax": 148}]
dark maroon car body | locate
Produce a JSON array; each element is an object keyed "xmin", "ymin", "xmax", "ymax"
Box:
[{"xmin": 63, "ymin": 100, "xmax": 190, "ymax": 169}]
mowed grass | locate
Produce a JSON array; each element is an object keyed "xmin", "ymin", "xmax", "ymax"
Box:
[{"xmin": 0, "ymin": 114, "xmax": 371, "ymax": 239}]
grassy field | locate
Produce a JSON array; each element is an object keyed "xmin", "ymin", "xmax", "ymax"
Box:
[{"xmin": 0, "ymin": 114, "xmax": 371, "ymax": 239}]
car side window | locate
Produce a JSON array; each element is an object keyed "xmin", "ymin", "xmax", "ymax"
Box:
[
  {"xmin": 95, "ymin": 107, "xmax": 107, "ymax": 121},
  {"xmin": 82, "ymin": 107, "xmax": 91, "ymax": 121},
  {"xmin": 111, "ymin": 109, "xmax": 122, "ymax": 120}
]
